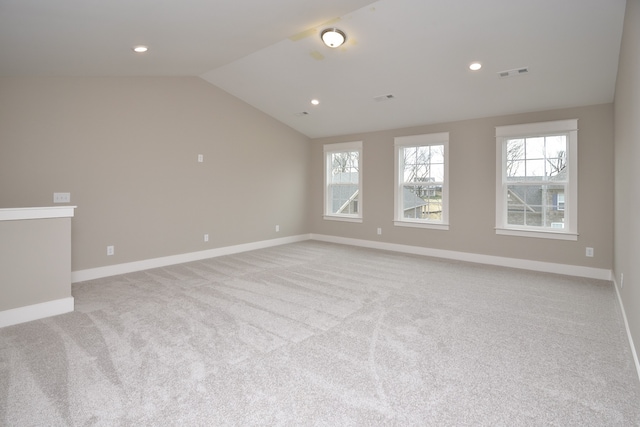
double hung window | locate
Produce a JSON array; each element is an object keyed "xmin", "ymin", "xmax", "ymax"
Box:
[
  {"xmin": 324, "ymin": 141, "xmax": 363, "ymax": 222},
  {"xmin": 394, "ymin": 133, "xmax": 449, "ymax": 230},
  {"xmin": 495, "ymin": 119, "xmax": 578, "ymax": 240}
]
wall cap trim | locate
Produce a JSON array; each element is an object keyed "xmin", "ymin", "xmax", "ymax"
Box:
[{"xmin": 0, "ymin": 206, "xmax": 76, "ymax": 221}]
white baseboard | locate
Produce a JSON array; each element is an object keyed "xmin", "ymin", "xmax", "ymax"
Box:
[
  {"xmin": 74, "ymin": 232, "xmax": 612, "ymax": 284},
  {"xmin": 0, "ymin": 297, "xmax": 74, "ymax": 328},
  {"xmin": 72, "ymin": 234, "xmax": 311, "ymax": 283},
  {"xmin": 310, "ymin": 234, "xmax": 612, "ymax": 281},
  {"xmin": 613, "ymin": 277, "xmax": 640, "ymax": 383}
]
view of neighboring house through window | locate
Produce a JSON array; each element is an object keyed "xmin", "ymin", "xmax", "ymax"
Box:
[
  {"xmin": 495, "ymin": 119, "xmax": 578, "ymax": 240},
  {"xmin": 324, "ymin": 141, "xmax": 362, "ymax": 222},
  {"xmin": 394, "ymin": 132, "xmax": 449, "ymax": 230}
]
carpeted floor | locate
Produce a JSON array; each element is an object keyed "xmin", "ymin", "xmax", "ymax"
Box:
[{"xmin": 1, "ymin": 241, "xmax": 639, "ymax": 426}]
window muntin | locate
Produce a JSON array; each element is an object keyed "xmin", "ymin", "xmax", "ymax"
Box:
[
  {"xmin": 496, "ymin": 120, "xmax": 577, "ymax": 240},
  {"xmin": 324, "ymin": 141, "xmax": 362, "ymax": 222},
  {"xmin": 394, "ymin": 133, "xmax": 449, "ymax": 229}
]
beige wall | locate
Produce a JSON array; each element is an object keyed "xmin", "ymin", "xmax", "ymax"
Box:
[
  {"xmin": 0, "ymin": 218, "xmax": 71, "ymax": 310},
  {"xmin": 614, "ymin": 0, "xmax": 640, "ymax": 359},
  {"xmin": 311, "ymin": 103, "xmax": 614, "ymax": 270},
  {"xmin": 0, "ymin": 77, "xmax": 311, "ymax": 271}
]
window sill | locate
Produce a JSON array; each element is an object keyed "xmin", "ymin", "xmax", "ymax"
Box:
[
  {"xmin": 394, "ymin": 220, "xmax": 449, "ymax": 231},
  {"xmin": 323, "ymin": 215, "xmax": 363, "ymax": 224},
  {"xmin": 495, "ymin": 227, "xmax": 578, "ymax": 241}
]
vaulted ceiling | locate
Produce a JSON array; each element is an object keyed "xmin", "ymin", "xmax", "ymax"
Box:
[{"xmin": 0, "ymin": 0, "xmax": 626, "ymax": 138}]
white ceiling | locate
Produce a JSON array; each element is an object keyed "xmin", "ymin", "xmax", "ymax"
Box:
[{"xmin": 0, "ymin": 0, "xmax": 627, "ymax": 138}]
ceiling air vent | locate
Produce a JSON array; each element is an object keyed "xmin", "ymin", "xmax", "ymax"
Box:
[
  {"xmin": 498, "ymin": 67, "xmax": 529, "ymax": 78},
  {"xmin": 374, "ymin": 94, "xmax": 395, "ymax": 102}
]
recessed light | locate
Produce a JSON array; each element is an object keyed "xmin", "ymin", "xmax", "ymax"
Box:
[
  {"xmin": 469, "ymin": 62, "xmax": 482, "ymax": 71},
  {"xmin": 311, "ymin": 99, "xmax": 320, "ymax": 105},
  {"xmin": 132, "ymin": 46, "xmax": 149, "ymax": 53}
]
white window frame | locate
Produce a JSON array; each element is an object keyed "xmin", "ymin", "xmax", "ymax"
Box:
[
  {"xmin": 323, "ymin": 141, "xmax": 363, "ymax": 223},
  {"xmin": 394, "ymin": 132, "xmax": 449, "ymax": 230},
  {"xmin": 495, "ymin": 119, "xmax": 578, "ymax": 241}
]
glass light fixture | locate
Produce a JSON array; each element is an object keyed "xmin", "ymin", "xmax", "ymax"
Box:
[{"xmin": 321, "ymin": 28, "xmax": 346, "ymax": 48}]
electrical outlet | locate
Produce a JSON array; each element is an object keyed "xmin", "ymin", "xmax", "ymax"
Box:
[
  {"xmin": 377, "ymin": 227, "xmax": 382, "ymax": 235},
  {"xmin": 107, "ymin": 245, "xmax": 114, "ymax": 256},
  {"xmin": 275, "ymin": 225, "xmax": 280, "ymax": 232},
  {"xmin": 53, "ymin": 192, "xmax": 71, "ymax": 203},
  {"xmin": 204, "ymin": 234, "xmax": 209, "ymax": 242},
  {"xmin": 585, "ymin": 247, "xmax": 594, "ymax": 257},
  {"xmin": 197, "ymin": 154, "xmax": 204, "ymax": 163}
]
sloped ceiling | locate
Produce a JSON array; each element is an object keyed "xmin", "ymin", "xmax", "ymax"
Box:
[{"xmin": 0, "ymin": 0, "xmax": 626, "ymax": 138}]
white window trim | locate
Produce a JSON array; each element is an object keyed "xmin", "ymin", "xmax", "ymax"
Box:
[
  {"xmin": 323, "ymin": 141, "xmax": 363, "ymax": 223},
  {"xmin": 495, "ymin": 119, "xmax": 578, "ymax": 241},
  {"xmin": 394, "ymin": 132, "xmax": 449, "ymax": 230}
]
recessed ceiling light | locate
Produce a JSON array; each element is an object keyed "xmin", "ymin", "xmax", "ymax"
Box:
[
  {"xmin": 311, "ymin": 99, "xmax": 320, "ymax": 105},
  {"xmin": 132, "ymin": 46, "xmax": 149, "ymax": 53},
  {"xmin": 469, "ymin": 62, "xmax": 482, "ymax": 71}
]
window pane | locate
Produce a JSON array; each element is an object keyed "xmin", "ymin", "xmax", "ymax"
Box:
[
  {"xmin": 329, "ymin": 184, "xmax": 359, "ymax": 214},
  {"xmin": 330, "ymin": 152, "xmax": 358, "ymax": 182},
  {"xmin": 402, "ymin": 144, "xmax": 444, "ymax": 183},
  {"xmin": 507, "ymin": 139, "xmax": 525, "ymax": 161},
  {"xmin": 507, "ymin": 135, "xmax": 568, "ymax": 180},
  {"xmin": 525, "ymin": 159, "xmax": 545, "ymax": 178},
  {"xmin": 415, "ymin": 164, "xmax": 429, "ymax": 181},
  {"xmin": 430, "ymin": 145, "xmax": 444, "ymax": 164},
  {"xmin": 402, "ymin": 185, "xmax": 442, "ymax": 220},
  {"xmin": 507, "ymin": 160, "xmax": 525, "ymax": 179},
  {"xmin": 506, "ymin": 184, "xmax": 565, "ymax": 227},
  {"xmin": 525, "ymin": 137, "xmax": 545, "ymax": 159},
  {"xmin": 546, "ymin": 136, "xmax": 567, "ymax": 178},
  {"xmin": 328, "ymin": 149, "xmax": 359, "ymax": 215},
  {"xmin": 430, "ymin": 164, "xmax": 444, "ymax": 181},
  {"xmin": 545, "ymin": 135, "xmax": 566, "ymax": 159}
]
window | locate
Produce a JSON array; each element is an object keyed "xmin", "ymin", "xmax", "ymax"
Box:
[
  {"xmin": 394, "ymin": 133, "xmax": 449, "ymax": 230},
  {"xmin": 324, "ymin": 141, "xmax": 362, "ymax": 222},
  {"xmin": 495, "ymin": 119, "xmax": 578, "ymax": 240}
]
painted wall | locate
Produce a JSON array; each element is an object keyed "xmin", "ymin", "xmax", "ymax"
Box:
[
  {"xmin": 0, "ymin": 217, "xmax": 71, "ymax": 311},
  {"xmin": 0, "ymin": 77, "xmax": 311, "ymax": 271},
  {"xmin": 614, "ymin": 0, "xmax": 640, "ymax": 360},
  {"xmin": 310, "ymin": 103, "xmax": 614, "ymax": 271}
]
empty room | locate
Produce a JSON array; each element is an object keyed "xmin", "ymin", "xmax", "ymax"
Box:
[{"xmin": 1, "ymin": 0, "xmax": 639, "ymax": 425}]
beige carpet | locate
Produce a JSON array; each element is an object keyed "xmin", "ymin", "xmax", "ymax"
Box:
[{"xmin": 1, "ymin": 241, "xmax": 639, "ymax": 426}]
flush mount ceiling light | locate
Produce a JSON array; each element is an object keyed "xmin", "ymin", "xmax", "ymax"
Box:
[
  {"xmin": 469, "ymin": 62, "xmax": 482, "ymax": 71},
  {"xmin": 311, "ymin": 99, "xmax": 320, "ymax": 105},
  {"xmin": 132, "ymin": 45, "xmax": 149, "ymax": 53},
  {"xmin": 321, "ymin": 28, "xmax": 346, "ymax": 48}
]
